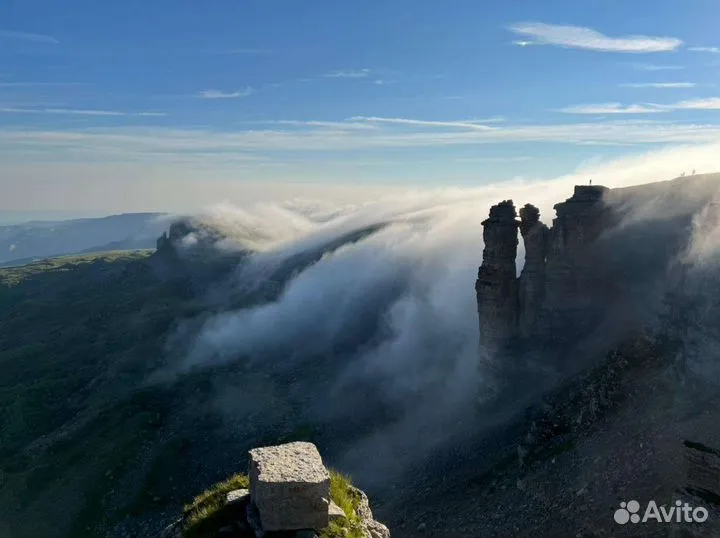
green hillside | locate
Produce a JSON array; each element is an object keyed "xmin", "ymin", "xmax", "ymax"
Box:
[{"xmin": 0, "ymin": 251, "xmax": 205, "ymax": 538}]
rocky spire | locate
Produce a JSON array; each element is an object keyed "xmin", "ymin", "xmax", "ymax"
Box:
[
  {"xmin": 476, "ymin": 200, "xmax": 520, "ymax": 352},
  {"xmin": 541, "ymin": 185, "xmax": 610, "ymax": 340},
  {"xmin": 518, "ymin": 204, "xmax": 549, "ymax": 337}
]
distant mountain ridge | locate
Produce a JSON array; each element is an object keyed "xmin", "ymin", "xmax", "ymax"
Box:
[{"xmin": 0, "ymin": 212, "xmax": 168, "ymax": 265}]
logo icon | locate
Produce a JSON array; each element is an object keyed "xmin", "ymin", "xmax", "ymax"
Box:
[
  {"xmin": 614, "ymin": 500, "xmax": 641, "ymax": 525},
  {"xmin": 614, "ymin": 499, "xmax": 709, "ymax": 525}
]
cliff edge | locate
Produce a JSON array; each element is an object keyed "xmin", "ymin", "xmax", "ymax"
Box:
[
  {"xmin": 161, "ymin": 442, "xmax": 389, "ymax": 538},
  {"xmin": 476, "ymin": 173, "xmax": 720, "ymax": 369}
]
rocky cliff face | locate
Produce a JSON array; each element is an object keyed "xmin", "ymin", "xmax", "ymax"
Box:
[
  {"xmin": 476, "ymin": 176, "xmax": 720, "ymax": 358},
  {"xmin": 539, "ymin": 185, "xmax": 612, "ymax": 342},
  {"xmin": 156, "ymin": 218, "xmax": 228, "ymax": 255},
  {"xmin": 517, "ymin": 204, "xmax": 549, "ymax": 338},
  {"xmin": 475, "ymin": 184, "xmax": 632, "ymax": 353},
  {"xmin": 475, "ymin": 201, "xmax": 520, "ymax": 355}
]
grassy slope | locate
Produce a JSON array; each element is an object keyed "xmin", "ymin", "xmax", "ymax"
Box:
[
  {"xmin": 0, "ymin": 251, "xmax": 200, "ymax": 538},
  {"xmin": 0, "ymin": 239, "xmax": 397, "ymax": 538},
  {"xmin": 182, "ymin": 473, "xmax": 250, "ymax": 538},
  {"xmin": 181, "ymin": 470, "xmax": 364, "ymax": 538}
]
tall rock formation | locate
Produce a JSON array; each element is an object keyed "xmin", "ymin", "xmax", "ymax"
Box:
[
  {"xmin": 518, "ymin": 204, "xmax": 549, "ymax": 337},
  {"xmin": 476, "ymin": 200, "xmax": 520, "ymax": 353},
  {"xmin": 155, "ymin": 218, "xmax": 226, "ymax": 258},
  {"xmin": 540, "ymin": 185, "xmax": 611, "ymax": 340},
  {"xmin": 476, "ymin": 185, "xmax": 611, "ymax": 355}
]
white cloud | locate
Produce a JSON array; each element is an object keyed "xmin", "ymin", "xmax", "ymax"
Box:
[
  {"xmin": 620, "ymin": 82, "xmax": 696, "ymax": 88},
  {"xmin": 689, "ymin": 46, "xmax": 720, "ymax": 54},
  {"xmin": 509, "ymin": 22, "xmax": 682, "ymax": 53},
  {"xmin": 0, "ymin": 107, "xmax": 166, "ymax": 117},
  {"xmin": 560, "ymin": 98, "xmax": 720, "ymax": 114},
  {"xmin": 45, "ymin": 108, "xmax": 126, "ymax": 116},
  {"xmin": 199, "ymin": 88, "xmax": 254, "ymax": 99},
  {"xmin": 323, "ymin": 69, "xmax": 371, "ymax": 79},
  {"xmin": 512, "ymin": 40, "xmax": 534, "ymax": 47},
  {"xmin": 633, "ymin": 63, "xmax": 685, "ymax": 71},
  {"xmin": 0, "ymin": 30, "xmax": 59, "ymax": 44},
  {"xmin": 456, "ymin": 156, "xmax": 533, "ymax": 163},
  {"xmin": 558, "ymin": 103, "xmax": 664, "ymax": 114},
  {"xmin": 265, "ymin": 120, "xmax": 379, "ymax": 130},
  {"xmin": 4, "ymin": 142, "xmax": 720, "ymax": 215},
  {"xmin": 347, "ymin": 116, "xmax": 499, "ymax": 130},
  {"xmin": 666, "ymin": 98, "xmax": 720, "ymax": 110},
  {"xmin": 5, "ymin": 118, "xmax": 720, "ymax": 160}
]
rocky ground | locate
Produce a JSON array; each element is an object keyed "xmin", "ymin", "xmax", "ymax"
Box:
[{"xmin": 379, "ymin": 345, "xmax": 720, "ymax": 538}]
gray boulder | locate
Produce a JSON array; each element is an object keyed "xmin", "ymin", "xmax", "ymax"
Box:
[
  {"xmin": 249, "ymin": 442, "xmax": 331, "ymax": 532},
  {"xmin": 365, "ymin": 520, "xmax": 391, "ymax": 538}
]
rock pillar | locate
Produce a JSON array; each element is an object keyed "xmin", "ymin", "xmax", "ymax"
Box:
[
  {"xmin": 476, "ymin": 200, "xmax": 520, "ymax": 353},
  {"xmin": 518, "ymin": 204, "xmax": 549, "ymax": 337}
]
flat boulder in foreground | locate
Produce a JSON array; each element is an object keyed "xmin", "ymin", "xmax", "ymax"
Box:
[{"xmin": 249, "ymin": 441, "xmax": 331, "ymax": 531}]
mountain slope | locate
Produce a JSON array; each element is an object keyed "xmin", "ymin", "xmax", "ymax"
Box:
[
  {"xmin": 0, "ymin": 213, "xmax": 167, "ymax": 265},
  {"xmin": 1, "ymin": 175, "xmax": 719, "ymax": 538}
]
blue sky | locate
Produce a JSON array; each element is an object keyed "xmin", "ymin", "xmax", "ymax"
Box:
[{"xmin": 2, "ymin": 0, "xmax": 720, "ymax": 211}]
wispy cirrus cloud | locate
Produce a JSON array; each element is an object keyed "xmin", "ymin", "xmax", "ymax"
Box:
[
  {"xmin": 347, "ymin": 116, "xmax": 503, "ymax": 129},
  {"xmin": 0, "ymin": 30, "xmax": 59, "ymax": 44},
  {"xmin": 456, "ymin": 156, "xmax": 533, "ymax": 163},
  {"xmin": 689, "ymin": 46, "xmax": 720, "ymax": 54},
  {"xmin": 0, "ymin": 118, "xmax": 720, "ymax": 167},
  {"xmin": 261, "ymin": 120, "xmax": 379, "ymax": 130},
  {"xmin": 559, "ymin": 97, "xmax": 720, "ymax": 114},
  {"xmin": 620, "ymin": 82, "xmax": 696, "ymax": 89},
  {"xmin": 557, "ymin": 103, "xmax": 664, "ymax": 114},
  {"xmin": 199, "ymin": 88, "xmax": 254, "ymax": 99},
  {"xmin": 509, "ymin": 22, "xmax": 682, "ymax": 53},
  {"xmin": 323, "ymin": 69, "xmax": 371, "ymax": 79},
  {"xmin": 633, "ymin": 63, "xmax": 685, "ymax": 71},
  {"xmin": 0, "ymin": 107, "xmax": 166, "ymax": 117},
  {"xmin": 666, "ymin": 97, "xmax": 720, "ymax": 110},
  {"xmin": 7, "ymin": 118, "xmax": 720, "ymax": 163}
]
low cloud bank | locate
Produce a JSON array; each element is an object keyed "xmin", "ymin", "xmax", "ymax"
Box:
[{"xmin": 166, "ymin": 143, "xmax": 720, "ymax": 484}]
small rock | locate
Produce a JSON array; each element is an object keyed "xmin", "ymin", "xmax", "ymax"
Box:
[
  {"xmin": 328, "ymin": 500, "xmax": 346, "ymax": 522},
  {"xmin": 417, "ymin": 522, "xmax": 427, "ymax": 532},
  {"xmin": 349, "ymin": 486, "xmax": 373, "ymax": 522},
  {"xmin": 366, "ymin": 520, "xmax": 390, "ymax": 538},
  {"xmin": 226, "ymin": 488, "xmax": 250, "ymax": 506}
]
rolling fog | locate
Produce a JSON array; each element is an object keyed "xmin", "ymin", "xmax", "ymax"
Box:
[{"xmin": 159, "ymin": 142, "xmax": 720, "ymax": 485}]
